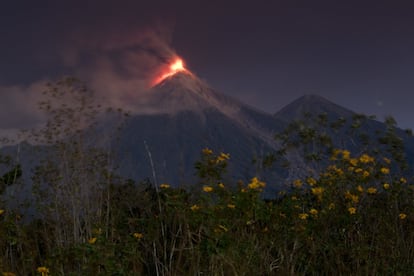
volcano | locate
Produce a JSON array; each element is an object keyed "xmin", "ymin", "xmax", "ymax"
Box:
[
  {"xmin": 274, "ymin": 94, "xmax": 355, "ymax": 122},
  {"xmin": 146, "ymin": 72, "xmax": 282, "ymax": 139},
  {"xmin": 113, "ymin": 71, "xmax": 287, "ymax": 195},
  {"xmin": 2, "ymin": 72, "xmax": 414, "ymax": 200}
]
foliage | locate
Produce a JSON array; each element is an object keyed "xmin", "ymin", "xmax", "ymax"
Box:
[
  {"xmin": 1, "ymin": 146, "xmax": 414, "ymax": 274},
  {"xmin": 1, "ymin": 79, "xmax": 414, "ymax": 274}
]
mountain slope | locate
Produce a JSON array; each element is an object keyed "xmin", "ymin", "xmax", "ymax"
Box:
[
  {"xmin": 112, "ymin": 72, "xmax": 287, "ymax": 196},
  {"xmin": 273, "ymin": 93, "xmax": 414, "ymax": 178},
  {"xmin": 144, "ymin": 72, "xmax": 285, "ymax": 142},
  {"xmin": 274, "ymin": 94, "xmax": 355, "ymax": 122},
  {"xmin": 2, "ymin": 80, "xmax": 413, "ymax": 201}
]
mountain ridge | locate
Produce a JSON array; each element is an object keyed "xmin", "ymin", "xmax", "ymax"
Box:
[
  {"xmin": 111, "ymin": 72, "xmax": 288, "ymax": 194},
  {"xmin": 274, "ymin": 94, "xmax": 355, "ymax": 122},
  {"xmin": 145, "ymin": 72, "xmax": 284, "ymax": 145},
  {"xmin": 1, "ymin": 75, "xmax": 413, "ymax": 200}
]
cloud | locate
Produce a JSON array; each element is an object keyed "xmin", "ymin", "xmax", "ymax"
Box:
[
  {"xmin": 61, "ymin": 24, "xmax": 179, "ymax": 112},
  {"xmin": 1, "ymin": 22, "xmax": 180, "ymax": 133},
  {"xmin": 0, "ymin": 81, "xmax": 46, "ymax": 129}
]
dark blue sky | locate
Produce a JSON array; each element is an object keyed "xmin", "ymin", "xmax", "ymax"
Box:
[{"xmin": 1, "ymin": 0, "xmax": 414, "ymax": 130}]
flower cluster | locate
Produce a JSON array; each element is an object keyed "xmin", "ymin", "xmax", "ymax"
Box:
[
  {"xmin": 203, "ymin": 186, "xmax": 214, "ymax": 192},
  {"xmin": 247, "ymin": 177, "xmax": 266, "ymax": 190},
  {"xmin": 36, "ymin": 267, "xmax": 49, "ymax": 276},
  {"xmin": 133, "ymin": 232, "xmax": 144, "ymax": 239},
  {"xmin": 216, "ymin": 152, "xmax": 230, "ymax": 163},
  {"xmin": 287, "ymin": 149, "xmax": 412, "ymax": 224}
]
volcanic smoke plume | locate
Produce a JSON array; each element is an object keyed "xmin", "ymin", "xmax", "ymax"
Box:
[
  {"xmin": 0, "ymin": 24, "xmax": 186, "ymax": 132},
  {"xmin": 62, "ymin": 25, "xmax": 187, "ymax": 112}
]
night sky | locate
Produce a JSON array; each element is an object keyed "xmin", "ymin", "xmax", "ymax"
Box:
[{"xmin": 1, "ymin": 0, "xmax": 414, "ymax": 132}]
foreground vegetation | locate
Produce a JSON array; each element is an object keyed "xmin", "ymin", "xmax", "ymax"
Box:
[
  {"xmin": 1, "ymin": 78, "xmax": 414, "ymax": 275},
  {"xmin": 1, "ymin": 147, "xmax": 414, "ymax": 275}
]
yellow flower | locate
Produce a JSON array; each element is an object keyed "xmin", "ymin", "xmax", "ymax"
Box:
[
  {"xmin": 36, "ymin": 267, "xmax": 49, "ymax": 275},
  {"xmin": 190, "ymin": 204, "xmax": 200, "ymax": 211},
  {"xmin": 311, "ymin": 187, "xmax": 324, "ymax": 201},
  {"xmin": 160, "ymin": 183, "xmax": 170, "ymax": 189},
  {"xmin": 306, "ymin": 177, "xmax": 317, "ymax": 186},
  {"xmin": 400, "ymin": 177, "xmax": 407, "ymax": 184},
  {"xmin": 216, "ymin": 152, "xmax": 230, "ymax": 162},
  {"xmin": 337, "ymin": 168, "xmax": 344, "ymax": 175},
  {"xmin": 299, "ymin": 213, "xmax": 309, "ymax": 220},
  {"xmin": 227, "ymin": 204, "xmax": 236, "ymax": 209},
  {"xmin": 328, "ymin": 203, "xmax": 335, "ymax": 210},
  {"xmin": 221, "ymin": 152, "xmax": 230, "ymax": 159},
  {"xmin": 342, "ymin": 150, "xmax": 351, "ymax": 160},
  {"xmin": 202, "ymin": 148, "xmax": 213, "ymax": 155},
  {"xmin": 248, "ymin": 177, "xmax": 266, "ymax": 189},
  {"xmin": 359, "ymin": 154, "xmax": 374, "ymax": 163},
  {"xmin": 293, "ymin": 179, "xmax": 303, "ymax": 188},
  {"xmin": 362, "ymin": 170, "xmax": 370, "ymax": 178},
  {"xmin": 133, "ymin": 232, "xmax": 144, "ymax": 239},
  {"xmin": 328, "ymin": 165, "xmax": 344, "ymax": 176},
  {"xmin": 367, "ymin": 187, "xmax": 377, "ymax": 194},
  {"xmin": 309, "ymin": 208, "xmax": 318, "ymax": 216},
  {"xmin": 345, "ymin": 191, "xmax": 359, "ymax": 203},
  {"xmin": 88, "ymin": 237, "xmax": 97, "ymax": 244},
  {"xmin": 383, "ymin": 157, "xmax": 391, "ymax": 164},
  {"xmin": 218, "ymin": 182, "xmax": 225, "ymax": 188},
  {"xmin": 380, "ymin": 167, "xmax": 390, "ymax": 174},
  {"xmin": 291, "ymin": 196, "xmax": 298, "ymax": 201},
  {"xmin": 203, "ymin": 186, "xmax": 213, "ymax": 192},
  {"xmin": 0, "ymin": 209, "xmax": 4, "ymax": 215},
  {"xmin": 349, "ymin": 158, "xmax": 358, "ymax": 166},
  {"xmin": 332, "ymin": 149, "xmax": 341, "ymax": 158},
  {"xmin": 348, "ymin": 166, "xmax": 355, "ymax": 172},
  {"xmin": 383, "ymin": 183, "xmax": 390, "ymax": 190},
  {"xmin": 354, "ymin": 168, "xmax": 363, "ymax": 174},
  {"xmin": 399, "ymin": 213, "xmax": 407, "ymax": 220},
  {"xmin": 357, "ymin": 185, "xmax": 364, "ymax": 193},
  {"xmin": 348, "ymin": 207, "xmax": 357, "ymax": 215},
  {"xmin": 332, "ymin": 149, "xmax": 350, "ymax": 160},
  {"xmin": 37, "ymin": 267, "xmax": 49, "ymax": 273},
  {"xmin": 351, "ymin": 195, "xmax": 359, "ymax": 203},
  {"xmin": 311, "ymin": 187, "xmax": 324, "ymax": 195}
]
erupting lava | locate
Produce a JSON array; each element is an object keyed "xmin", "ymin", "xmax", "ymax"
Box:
[
  {"xmin": 152, "ymin": 57, "xmax": 191, "ymax": 86},
  {"xmin": 170, "ymin": 59, "xmax": 184, "ymax": 71}
]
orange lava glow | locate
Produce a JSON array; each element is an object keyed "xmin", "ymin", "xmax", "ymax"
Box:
[
  {"xmin": 170, "ymin": 59, "xmax": 184, "ymax": 71},
  {"xmin": 152, "ymin": 58, "xmax": 189, "ymax": 86}
]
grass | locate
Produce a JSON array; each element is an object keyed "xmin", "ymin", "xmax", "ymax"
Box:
[{"xmin": 1, "ymin": 148, "xmax": 414, "ymax": 275}]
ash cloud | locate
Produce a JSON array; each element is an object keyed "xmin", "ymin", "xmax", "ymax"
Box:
[
  {"xmin": 0, "ymin": 81, "xmax": 46, "ymax": 129},
  {"xmin": 61, "ymin": 23, "xmax": 178, "ymax": 111},
  {"xmin": 1, "ymin": 22, "xmax": 179, "ymax": 134}
]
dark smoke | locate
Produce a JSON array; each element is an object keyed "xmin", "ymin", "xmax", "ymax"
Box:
[{"xmin": 1, "ymin": 24, "xmax": 179, "ymax": 133}]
